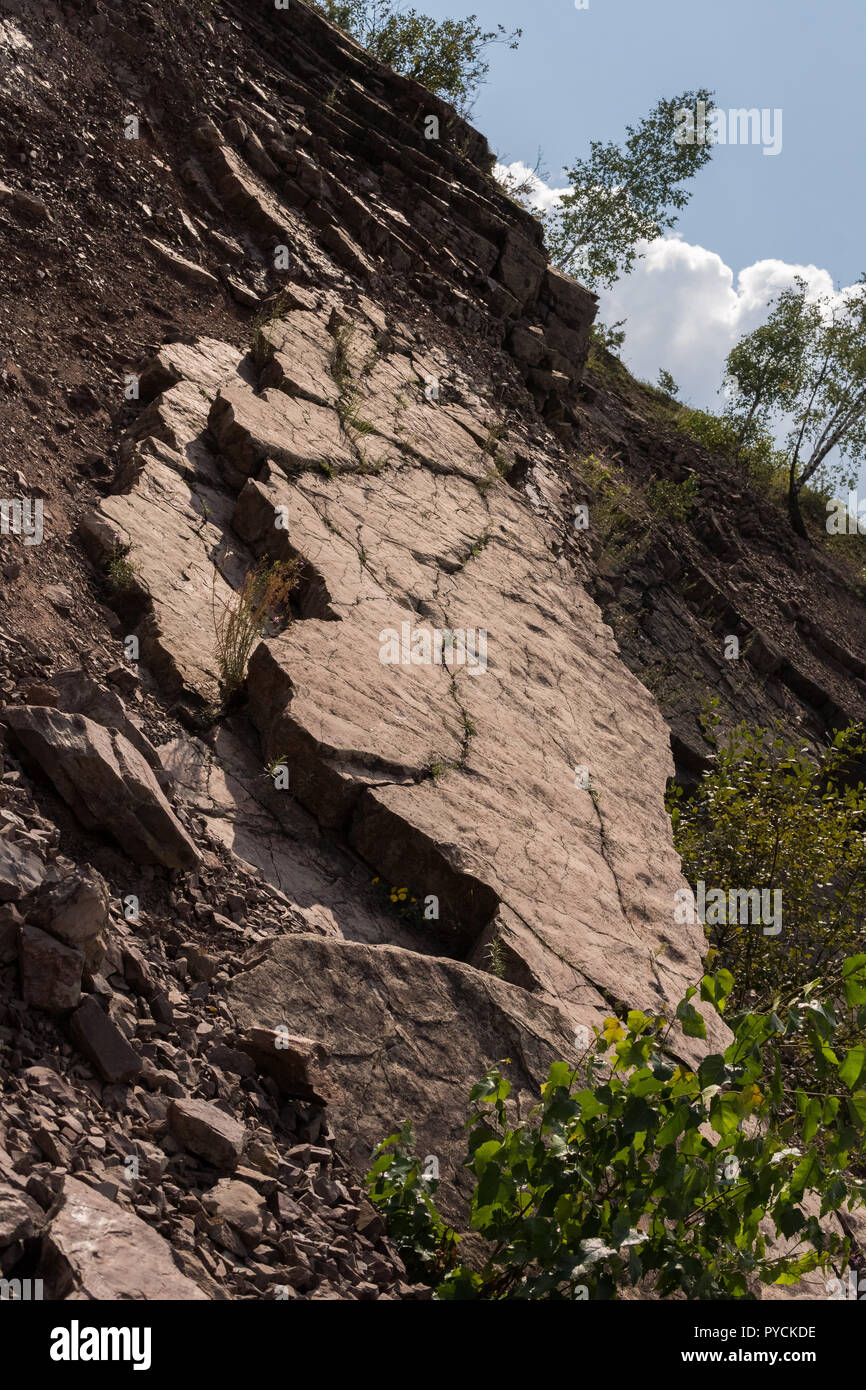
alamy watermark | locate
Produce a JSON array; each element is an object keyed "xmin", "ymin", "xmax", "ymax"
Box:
[
  {"xmin": 827, "ymin": 492, "xmax": 866, "ymax": 533},
  {"xmin": 379, "ymin": 622, "xmax": 488, "ymax": 675},
  {"xmin": 675, "ymin": 880, "xmax": 782, "ymax": 936},
  {"xmin": 0, "ymin": 497, "xmax": 42, "ymax": 545},
  {"xmin": 674, "ymin": 100, "xmax": 783, "ymax": 157}
]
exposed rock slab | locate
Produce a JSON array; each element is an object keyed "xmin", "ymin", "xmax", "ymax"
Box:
[
  {"xmin": 228, "ymin": 934, "xmax": 580, "ymax": 1216},
  {"xmin": 3, "ymin": 706, "xmax": 199, "ymax": 869},
  {"xmin": 43, "ymin": 1176, "xmax": 208, "ymax": 1300},
  {"xmin": 210, "ymin": 381, "xmax": 356, "ymax": 476}
]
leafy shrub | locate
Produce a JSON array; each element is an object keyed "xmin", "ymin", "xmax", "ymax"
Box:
[
  {"xmin": 647, "ymin": 474, "xmax": 699, "ymax": 522},
  {"xmin": 313, "ymin": 1, "xmax": 520, "ymax": 116},
  {"xmin": 211, "ymin": 558, "xmax": 300, "ymax": 700},
  {"xmin": 367, "ymin": 1123, "xmax": 461, "ymax": 1281},
  {"xmin": 669, "ymin": 717, "xmax": 866, "ymax": 1167},
  {"xmin": 669, "ymin": 718, "xmax": 866, "ymax": 1008},
  {"xmin": 368, "ymin": 959, "xmax": 866, "ymax": 1299}
]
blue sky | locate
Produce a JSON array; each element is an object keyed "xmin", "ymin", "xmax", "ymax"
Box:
[
  {"xmin": 437, "ymin": 0, "xmax": 862, "ymax": 285},
  {"xmin": 417, "ymin": 0, "xmax": 864, "ymax": 485}
]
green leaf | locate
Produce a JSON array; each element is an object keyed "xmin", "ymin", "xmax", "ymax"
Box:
[
  {"xmin": 676, "ymin": 998, "xmax": 707, "ymax": 1040},
  {"xmin": 843, "ymin": 955, "xmax": 866, "ymax": 1007},
  {"xmin": 847, "ymin": 1092, "xmax": 866, "ymax": 1127},
  {"xmin": 839, "ymin": 1045, "xmax": 866, "ymax": 1091},
  {"xmin": 790, "ymin": 1151, "xmax": 819, "ymax": 1198},
  {"xmin": 802, "ymin": 1098, "xmax": 822, "ymax": 1144}
]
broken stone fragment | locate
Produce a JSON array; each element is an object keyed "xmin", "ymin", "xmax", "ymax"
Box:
[
  {"xmin": 3, "ymin": 706, "xmax": 200, "ymax": 869},
  {"xmin": 26, "ymin": 864, "xmax": 110, "ymax": 972},
  {"xmin": 69, "ymin": 995, "xmax": 143, "ymax": 1084},
  {"xmin": 237, "ymin": 1027, "xmax": 332, "ymax": 1105},
  {"xmin": 50, "ymin": 667, "xmax": 165, "ymax": 774},
  {"xmin": 0, "ymin": 1182, "xmax": 45, "ymax": 1248},
  {"xmin": 0, "ymin": 835, "xmax": 44, "ymax": 903},
  {"xmin": 41, "ymin": 1176, "xmax": 208, "ymax": 1300},
  {"xmin": 202, "ymin": 1178, "xmax": 266, "ymax": 1249},
  {"xmin": 0, "ymin": 179, "xmax": 52, "ymax": 223},
  {"xmin": 18, "ymin": 925, "xmax": 84, "ymax": 1013},
  {"xmin": 144, "ymin": 237, "xmax": 220, "ymax": 291},
  {"xmin": 168, "ymin": 1097, "xmax": 246, "ymax": 1171},
  {"xmin": 179, "ymin": 940, "xmax": 221, "ymax": 983}
]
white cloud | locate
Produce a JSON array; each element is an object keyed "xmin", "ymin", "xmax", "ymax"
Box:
[
  {"xmin": 495, "ymin": 162, "xmax": 855, "ymax": 421},
  {"xmin": 597, "ymin": 241, "xmax": 840, "ymax": 410},
  {"xmin": 493, "ymin": 160, "xmax": 569, "ymax": 213}
]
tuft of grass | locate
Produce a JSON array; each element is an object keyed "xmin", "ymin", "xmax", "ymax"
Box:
[
  {"xmin": 212, "ymin": 558, "xmax": 301, "ymax": 700},
  {"xmin": 264, "ymin": 751, "xmax": 289, "ymax": 780},
  {"xmin": 250, "ymin": 290, "xmax": 297, "ymax": 348},
  {"xmin": 105, "ymin": 541, "xmax": 140, "ymax": 596},
  {"xmin": 486, "ymin": 933, "xmax": 507, "ymax": 979},
  {"xmin": 329, "ymin": 323, "xmax": 356, "ymax": 393}
]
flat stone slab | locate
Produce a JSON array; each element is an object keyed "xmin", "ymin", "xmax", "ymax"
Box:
[
  {"xmin": 228, "ymin": 933, "xmax": 581, "ymax": 1216},
  {"xmin": 44, "ymin": 1176, "xmax": 209, "ymax": 1300},
  {"xmin": 4, "ymin": 706, "xmax": 199, "ymax": 869}
]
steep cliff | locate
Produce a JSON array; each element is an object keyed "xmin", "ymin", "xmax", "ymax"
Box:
[{"xmin": 0, "ymin": 0, "xmax": 863, "ymax": 1301}]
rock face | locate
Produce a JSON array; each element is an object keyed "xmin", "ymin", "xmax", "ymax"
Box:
[
  {"xmin": 3, "ymin": 706, "xmax": 199, "ymax": 869},
  {"xmin": 90, "ymin": 293, "xmax": 724, "ymax": 1063},
  {"xmin": 0, "ymin": 0, "xmax": 851, "ymax": 1306},
  {"xmin": 229, "ymin": 934, "xmax": 581, "ymax": 1214}
]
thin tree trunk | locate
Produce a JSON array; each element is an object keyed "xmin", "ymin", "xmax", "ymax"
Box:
[{"xmin": 787, "ymin": 479, "xmax": 809, "ymax": 541}]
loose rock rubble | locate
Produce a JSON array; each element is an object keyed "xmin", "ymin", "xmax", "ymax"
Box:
[{"xmin": 0, "ymin": 0, "xmax": 862, "ymax": 1304}]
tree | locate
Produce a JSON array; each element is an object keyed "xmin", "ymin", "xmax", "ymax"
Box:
[
  {"xmin": 724, "ymin": 276, "xmax": 866, "ymax": 539},
  {"xmin": 657, "ymin": 367, "xmax": 679, "ymax": 398},
  {"xmin": 313, "ymin": 1, "xmax": 521, "ymax": 116},
  {"xmin": 723, "ymin": 280, "xmax": 810, "ymax": 465},
  {"xmin": 543, "ymin": 91, "xmax": 715, "ymax": 291}
]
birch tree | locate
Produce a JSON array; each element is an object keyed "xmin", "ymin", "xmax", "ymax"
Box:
[{"xmin": 725, "ymin": 276, "xmax": 866, "ymax": 538}]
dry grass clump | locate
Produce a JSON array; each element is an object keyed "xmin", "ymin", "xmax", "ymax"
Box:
[{"xmin": 212, "ymin": 558, "xmax": 301, "ymax": 699}]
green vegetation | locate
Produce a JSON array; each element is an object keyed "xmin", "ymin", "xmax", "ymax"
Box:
[
  {"xmin": 647, "ymin": 474, "xmax": 700, "ymax": 523},
  {"xmin": 542, "ymin": 91, "xmax": 714, "ymax": 292},
  {"xmin": 670, "ymin": 716, "xmax": 866, "ymax": 1009},
  {"xmin": 368, "ymin": 955, "xmax": 866, "ymax": 1297},
  {"xmin": 575, "ymin": 452, "xmax": 697, "ymax": 568},
  {"xmin": 723, "ymin": 275, "xmax": 866, "ymax": 538},
  {"xmin": 668, "ymin": 714, "xmax": 866, "ymax": 1144},
  {"xmin": 313, "ymin": 1, "xmax": 521, "ymax": 116},
  {"xmin": 105, "ymin": 540, "xmax": 140, "ymax": 596},
  {"xmin": 485, "ymin": 934, "xmax": 507, "ymax": 979},
  {"xmin": 657, "ymin": 368, "xmax": 679, "ymax": 399}
]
